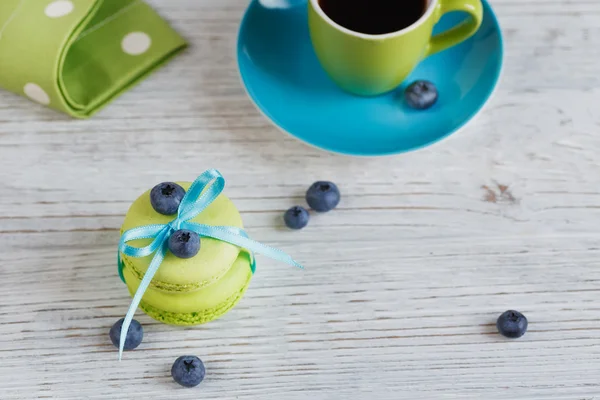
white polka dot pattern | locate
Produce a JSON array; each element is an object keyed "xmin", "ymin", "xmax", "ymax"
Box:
[
  {"xmin": 45, "ymin": 1, "xmax": 74, "ymax": 18},
  {"xmin": 121, "ymin": 32, "xmax": 152, "ymax": 55},
  {"xmin": 24, "ymin": 83, "xmax": 51, "ymax": 105}
]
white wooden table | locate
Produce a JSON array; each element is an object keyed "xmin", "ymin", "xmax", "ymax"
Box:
[{"xmin": 1, "ymin": 0, "xmax": 599, "ymax": 398}]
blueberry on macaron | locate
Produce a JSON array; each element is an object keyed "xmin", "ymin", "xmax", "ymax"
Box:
[
  {"xmin": 150, "ymin": 182, "xmax": 186, "ymax": 215},
  {"xmin": 168, "ymin": 229, "xmax": 200, "ymax": 259}
]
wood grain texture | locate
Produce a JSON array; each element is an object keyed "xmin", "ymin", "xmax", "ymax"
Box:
[{"xmin": 1, "ymin": 0, "xmax": 599, "ymax": 398}]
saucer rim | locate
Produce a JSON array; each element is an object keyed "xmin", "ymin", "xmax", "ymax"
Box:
[{"xmin": 236, "ymin": 0, "xmax": 505, "ymax": 157}]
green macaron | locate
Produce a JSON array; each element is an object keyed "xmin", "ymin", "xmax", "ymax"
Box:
[{"xmin": 119, "ymin": 182, "xmax": 253, "ymax": 325}]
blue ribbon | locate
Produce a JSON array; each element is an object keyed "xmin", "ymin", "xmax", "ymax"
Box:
[{"xmin": 117, "ymin": 169, "xmax": 302, "ymax": 359}]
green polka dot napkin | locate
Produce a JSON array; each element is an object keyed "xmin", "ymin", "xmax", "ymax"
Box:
[{"xmin": 0, "ymin": 0, "xmax": 186, "ymax": 117}]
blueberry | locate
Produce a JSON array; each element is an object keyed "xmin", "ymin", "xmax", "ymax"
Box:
[
  {"xmin": 171, "ymin": 356, "xmax": 206, "ymax": 388},
  {"xmin": 168, "ymin": 229, "xmax": 200, "ymax": 259},
  {"xmin": 496, "ymin": 310, "xmax": 528, "ymax": 338},
  {"xmin": 284, "ymin": 206, "xmax": 310, "ymax": 230},
  {"xmin": 109, "ymin": 318, "xmax": 143, "ymax": 350},
  {"xmin": 404, "ymin": 80, "xmax": 438, "ymax": 110},
  {"xmin": 306, "ymin": 181, "xmax": 340, "ymax": 212},
  {"xmin": 150, "ymin": 182, "xmax": 186, "ymax": 215}
]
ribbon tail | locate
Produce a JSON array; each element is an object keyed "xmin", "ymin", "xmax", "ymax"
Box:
[
  {"xmin": 118, "ymin": 241, "xmax": 168, "ymax": 360},
  {"xmin": 183, "ymin": 223, "xmax": 303, "ymax": 269}
]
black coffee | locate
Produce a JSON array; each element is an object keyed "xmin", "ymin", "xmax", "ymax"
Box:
[{"xmin": 318, "ymin": 0, "xmax": 427, "ymax": 35}]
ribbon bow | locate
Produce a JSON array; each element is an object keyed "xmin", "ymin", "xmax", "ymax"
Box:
[{"xmin": 117, "ymin": 169, "xmax": 302, "ymax": 359}]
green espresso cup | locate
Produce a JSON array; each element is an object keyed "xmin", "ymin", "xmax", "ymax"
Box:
[{"xmin": 308, "ymin": 0, "xmax": 484, "ymax": 96}]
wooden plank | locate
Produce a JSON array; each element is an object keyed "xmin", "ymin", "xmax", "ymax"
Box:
[{"xmin": 1, "ymin": 0, "xmax": 599, "ymax": 398}]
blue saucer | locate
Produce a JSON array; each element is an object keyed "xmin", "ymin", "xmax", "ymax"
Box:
[{"xmin": 237, "ymin": 0, "xmax": 503, "ymax": 156}]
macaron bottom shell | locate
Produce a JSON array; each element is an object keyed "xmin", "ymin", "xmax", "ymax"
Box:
[
  {"xmin": 122, "ymin": 252, "xmax": 253, "ymax": 326},
  {"xmin": 137, "ymin": 283, "xmax": 251, "ymax": 325}
]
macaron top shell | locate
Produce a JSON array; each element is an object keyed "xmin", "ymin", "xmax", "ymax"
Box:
[{"xmin": 120, "ymin": 181, "xmax": 244, "ymax": 291}]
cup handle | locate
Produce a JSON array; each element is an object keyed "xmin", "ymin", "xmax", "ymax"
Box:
[{"xmin": 425, "ymin": 0, "xmax": 484, "ymax": 57}]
